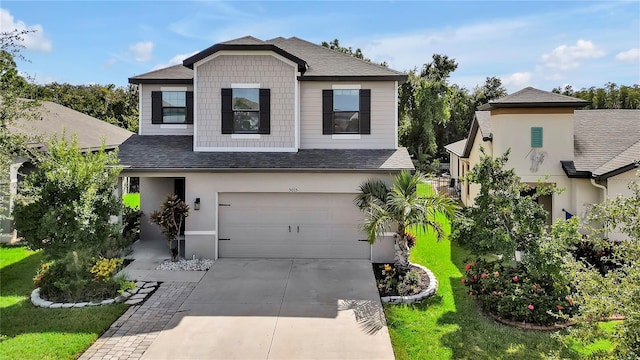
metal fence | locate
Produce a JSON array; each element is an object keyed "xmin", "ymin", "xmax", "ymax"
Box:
[{"xmin": 432, "ymin": 177, "xmax": 461, "ymax": 200}]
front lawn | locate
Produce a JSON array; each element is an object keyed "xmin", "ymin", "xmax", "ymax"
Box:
[
  {"xmin": 0, "ymin": 246, "xmax": 128, "ymax": 360},
  {"xmin": 384, "ymin": 218, "xmax": 613, "ymax": 359}
]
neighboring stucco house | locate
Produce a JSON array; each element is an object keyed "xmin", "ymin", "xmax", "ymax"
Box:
[
  {"xmin": 446, "ymin": 87, "xmax": 639, "ymax": 239},
  {"xmin": 122, "ymin": 36, "xmax": 412, "ymax": 262},
  {"xmin": 1, "ymin": 101, "xmax": 133, "ymax": 242}
]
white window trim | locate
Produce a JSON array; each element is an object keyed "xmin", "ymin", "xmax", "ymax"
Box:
[
  {"xmin": 160, "ymin": 86, "xmax": 188, "ymax": 92},
  {"xmin": 332, "ymin": 134, "xmax": 361, "ymax": 140},
  {"xmin": 231, "ymin": 134, "xmax": 261, "ymax": 139},
  {"xmin": 160, "ymin": 124, "xmax": 188, "ymax": 129},
  {"xmin": 332, "ymin": 84, "xmax": 361, "ymax": 90},
  {"xmin": 194, "ymin": 146, "xmax": 297, "ymax": 153},
  {"xmin": 231, "ymin": 83, "xmax": 260, "ymax": 89}
]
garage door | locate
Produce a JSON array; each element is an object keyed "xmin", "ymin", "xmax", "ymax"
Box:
[{"xmin": 218, "ymin": 193, "xmax": 370, "ymax": 259}]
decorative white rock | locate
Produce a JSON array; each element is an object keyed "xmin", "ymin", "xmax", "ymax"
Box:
[{"xmin": 380, "ymin": 263, "xmax": 439, "ymax": 304}]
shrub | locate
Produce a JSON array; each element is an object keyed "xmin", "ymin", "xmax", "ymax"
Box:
[
  {"xmin": 122, "ymin": 206, "xmax": 143, "ymax": 244},
  {"xmin": 35, "ymin": 252, "xmax": 126, "ymax": 302},
  {"xmin": 462, "ymin": 258, "xmax": 575, "ymax": 325},
  {"xmin": 375, "ymin": 263, "xmax": 425, "ymax": 296}
]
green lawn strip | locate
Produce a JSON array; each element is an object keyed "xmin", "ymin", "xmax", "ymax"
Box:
[
  {"xmin": 383, "ymin": 214, "xmax": 613, "ymax": 359},
  {"xmin": 0, "ymin": 247, "xmax": 128, "ymax": 360},
  {"xmin": 123, "ymin": 192, "xmax": 140, "ymax": 209}
]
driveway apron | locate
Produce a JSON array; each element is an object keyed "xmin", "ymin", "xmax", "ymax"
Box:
[{"xmin": 141, "ymin": 259, "xmax": 395, "ymax": 360}]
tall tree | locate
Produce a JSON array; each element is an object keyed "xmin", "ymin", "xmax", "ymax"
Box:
[
  {"xmin": 552, "ymin": 83, "xmax": 640, "ymax": 109},
  {"xmin": 399, "ymin": 54, "xmax": 457, "ymax": 171},
  {"xmin": 0, "ymin": 29, "xmax": 40, "ymax": 233}
]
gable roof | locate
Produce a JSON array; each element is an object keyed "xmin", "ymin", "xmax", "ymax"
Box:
[
  {"xmin": 477, "ymin": 87, "xmax": 590, "ymax": 110},
  {"xmin": 9, "ymin": 100, "xmax": 133, "ymax": 151},
  {"xmin": 572, "ymin": 109, "xmax": 640, "ymax": 179},
  {"xmin": 461, "ymin": 111, "xmax": 492, "ymax": 157},
  {"xmin": 128, "ymin": 64, "xmax": 194, "ymax": 85},
  {"xmin": 129, "ymin": 36, "xmax": 407, "ymax": 84},
  {"xmin": 118, "ymin": 135, "xmax": 414, "ymax": 171},
  {"xmin": 444, "ymin": 138, "xmax": 467, "ymax": 157}
]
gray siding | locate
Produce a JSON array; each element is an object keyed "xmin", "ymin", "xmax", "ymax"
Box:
[
  {"xmin": 300, "ymin": 81, "xmax": 396, "ymax": 149},
  {"xmin": 139, "ymin": 84, "xmax": 194, "ymax": 136},
  {"xmin": 195, "ymin": 54, "xmax": 296, "ymax": 150}
]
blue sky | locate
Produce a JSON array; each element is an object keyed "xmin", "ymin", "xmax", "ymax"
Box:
[{"xmin": 3, "ymin": 1, "xmax": 639, "ymax": 92}]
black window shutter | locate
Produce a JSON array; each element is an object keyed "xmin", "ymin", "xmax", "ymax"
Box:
[
  {"xmin": 185, "ymin": 91, "xmax": 194, "ymax": 124},
  {"xmin": 221, "ymin": 88, "xmax": 233, "ymax": 134},
  {"xmin": 151, "ymin": 91, "xmax": 162, "ymax": 124},
  {"xmin": 258, "ymin": 89, "xmax": 270, "ymax": 134},
  {"xmin": 360, "ymin": 89, "xmax": 371, "ymax": 135},
  {"xmin": 322, "ymin": 89, "xmax": 333, "ymax": 135}
]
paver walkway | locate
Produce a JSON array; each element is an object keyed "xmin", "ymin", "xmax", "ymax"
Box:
[{"xmin": 79, "ymin": 282, "xmax": 196, "ymax": 360}]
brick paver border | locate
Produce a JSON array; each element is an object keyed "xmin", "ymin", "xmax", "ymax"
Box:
[{"xmin": 79, "ymin": 282, "xmax": 197, "ymax": 360}]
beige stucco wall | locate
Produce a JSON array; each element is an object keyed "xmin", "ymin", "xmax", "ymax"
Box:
[
  {"xmin": 462, "ymin": 130, "xmax": 491, "ymax": 206},
  {"xmin": 607, "ymin": 169, "xmax": 639, "ymax": 240},
  {"xmin": 130, "ymin": 171, "xmax": 398, "ymax": 261},
  {"xmin": 570, "ymin": 178, "xmax": 601, "ymax": 219},
  {"xmin": 138, "ymin": 84, "xmax": 195, "ymax": 136},
  {"xmin": 448, "ymin": 152, "xmax": 460, "ymax": 179},
  {"xmin": 139, "ymin": 177, "xmax": 175, "ymax": 243},
  {"xmin": 300, "ymin": 81, "xmax": 396, "ymax": 149},
  {"xmin": 195, "ymin": 53, "xmax": 296, "ymax": 150}
]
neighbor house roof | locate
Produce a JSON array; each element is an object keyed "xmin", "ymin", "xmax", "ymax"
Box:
[
  {"xmin": 118, "ymin": 135, "xmax": 414, "ymax": 172},
  {"xmin": 129, "ymin": 36, "xmax": 407, "ymax": 84},
  {"xmin": 10, "ymin": 100, "xmax": 133, "ymax": 151},
  {"xmin": 570, "ymin": 109, "xmax": 640, "ymax": 179},
  {"xmin": 477, "ymin": 87, "xmax": 590, "ymax": 110},
  {"xmin": 444, "ymin": 138, "xmax": 467, "ymax": 157},
  {"xmin": 461, "ymin": 111, "xmax": 492, "ymax": 157}
]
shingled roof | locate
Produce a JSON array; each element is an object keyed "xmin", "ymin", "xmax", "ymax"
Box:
[
  {"xmin": 571, "ymin": 109, "xmax": 640, "ymax": 179},
  {"xmin": 118, "ymin": 135, "xmax": 414, "ymax": 172},
  {"xmin": 462, "ymin": 111, "xmax": 492, "ymax": 157},
  {"xmin": 10, "ymin": 101, "xmax": 133, "ymax": 151},
  {"xmin": 129, "ymin": 36, "xmax": 407, "ymax": 84},
  {"xmin": 478, "ymin": 87, "xmax": 590, "ymax": 110}
]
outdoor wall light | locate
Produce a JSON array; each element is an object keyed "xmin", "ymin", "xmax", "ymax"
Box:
[{"xmin": 194, "ymin": 198, "xmax": 201, "ymax": 210}]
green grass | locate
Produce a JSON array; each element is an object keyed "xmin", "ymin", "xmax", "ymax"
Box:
[
  {"xmin": 123, "ymin": 192, "xmax": 140, "ymax": 209},
  {"xmin": 0, "ymin": 246, "xmax": 128, "ymax": 360},
  {"xmin": 384, "ymin": 215, "xmax": 614, "ymax": 359}
]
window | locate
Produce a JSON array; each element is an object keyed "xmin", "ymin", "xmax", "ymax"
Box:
[
  {"xmin": 322, "ymin": 89, "xmax": 370, "ymax": 135},
  {"xmin": 221, "ymin": 88, "xmax": 270, "ymax": 134},
  {"xmin": 531, "ymin": 127, "xmax": 543, "ymax": 147},
  {"xmin": 232, "ymin": 88, "xmax": 260, "ymax": 133},
  {"xmin": 162, "ymin": 92, "xmax": 186, "ymax": 123},
  {"xmin": 333, "ymin": 90, "xmax": 359, "ymax": 133},
  {"xmin": 151, "ymin": 91, "xmax": 193, "ymax": 124}
]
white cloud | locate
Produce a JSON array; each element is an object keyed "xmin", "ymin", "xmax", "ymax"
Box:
[
  {"xmin": 615, "ymin": 48, "xmax": 640, "ymax": 63},
  {"xmin": 540, "ymin": 40, "xmax": 605, "ymax": 70},
  {"xmin": 0, "ymin": 8, "xmax": 52, "ymax": 52},
  {"xmin": 152, "ymin": 51, "xmax": 198, "ymax": 70},
  {"xmin": 129, "ymin": 41, "xmax": 154, "ymax": 62},
  {"xmin": 503, "ymin": 72, "xmax": 532, "ymax": 89}
]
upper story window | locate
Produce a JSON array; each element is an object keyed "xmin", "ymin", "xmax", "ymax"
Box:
[
  {"xmin": 162, "ymin": 92, "xmax": 186, "ymax": 123},
  {"xmin": 322, "ymin": 89, "xmax": 371, "ymax": 135},
  {"xmin": 232, "ymin": 88, "xmax": 260, "ymax": 133},
  {"xmin": 221, "ymin": 87, "xmax": 271, "ymax": 134},
  {"xmin": 151, "ymin": 90, "xmax": 193, "ymax": 124},
  {"xmin": 333, "ymin": 90, "xmax": 360, "ymax": 133}
]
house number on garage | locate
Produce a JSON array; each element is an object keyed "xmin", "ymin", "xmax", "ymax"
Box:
[{"xmin": 289, "ymin": 188, "xmax": 299, "ymax": 192}]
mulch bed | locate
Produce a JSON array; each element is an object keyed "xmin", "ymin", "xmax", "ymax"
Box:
[{"xmin": 372, "ymin": 263, "xmax": 431, "ymax": 297}]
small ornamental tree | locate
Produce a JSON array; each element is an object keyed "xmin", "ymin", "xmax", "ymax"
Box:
[
  {"xmin": 149, "ymin": 194, "xmax": 189, "ymax": 261},
  {"xmin": 355, "ymin": 171, "xmax": 457, "ymax": 273}
]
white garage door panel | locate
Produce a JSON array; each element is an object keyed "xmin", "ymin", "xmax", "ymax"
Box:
[{"xmin": 218, "ymin": 193, "xmax": 369, "ymax": 259}]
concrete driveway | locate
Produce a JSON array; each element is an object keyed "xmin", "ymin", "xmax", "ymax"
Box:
[{"xmin": 141, "ymin": 259, "xmax": 395, "ymax": 360}]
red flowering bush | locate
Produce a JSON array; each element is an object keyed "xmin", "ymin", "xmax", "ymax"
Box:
[{"xmin": 462, "ymin": 258, "xmax": 575, "ymax": 325}]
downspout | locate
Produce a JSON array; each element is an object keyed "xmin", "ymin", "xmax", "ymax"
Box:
[{"xmin": 590, "ymin": 178, "xmax": 607, "ymax": 202}]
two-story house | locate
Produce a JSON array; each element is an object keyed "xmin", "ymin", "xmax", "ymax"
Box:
[
  {"xmin": 446, "ymin": 87, "xmax": 639, "ymax": 239},
  {"xmin": 122, "ymin": 36, "xmax": 412, "ymax": 261}
]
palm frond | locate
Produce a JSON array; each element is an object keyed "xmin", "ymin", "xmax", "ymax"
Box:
[{"xmin": 354, "ymin": 178, "xmax": 389, "ymax": 209}]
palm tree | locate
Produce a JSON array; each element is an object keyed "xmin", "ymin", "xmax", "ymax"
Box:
[{"xmin": 355, "ymin": 171, "xmax": 458, "ymax": 272}]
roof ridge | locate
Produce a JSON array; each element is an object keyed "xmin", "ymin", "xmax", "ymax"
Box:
[
  {"xmin": 285, "ymin": 36, "xmax": 405, "ymax": 75},
  {"xmin": 131, "ymin": 64, "xmax": 190, "ymax": 77}
]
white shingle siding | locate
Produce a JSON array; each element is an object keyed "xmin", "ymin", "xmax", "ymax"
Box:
[
  {"xmin": 300, "ymin": 81, "xmax": 396, "ymax": 149},
  {"xmin": 196, "ymin": 55, "xmax": 296, "ymax": 149},
  {"xmin": 139, "ymin": 84, "xmax": 194, "ymax": 136}
]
